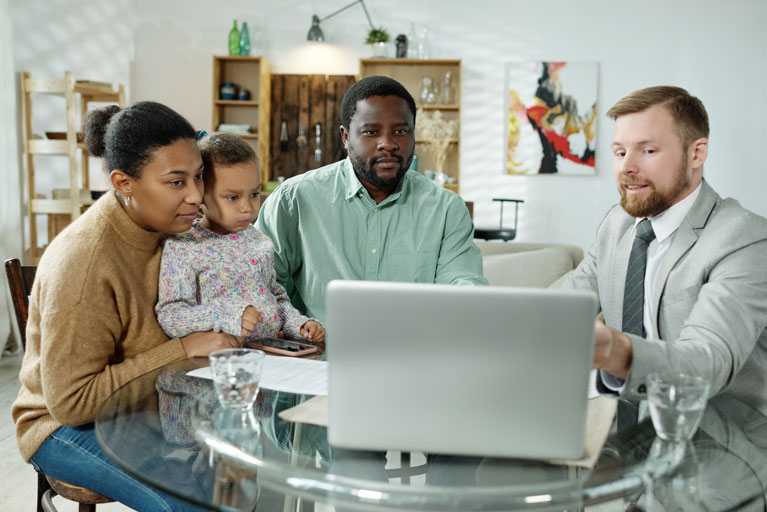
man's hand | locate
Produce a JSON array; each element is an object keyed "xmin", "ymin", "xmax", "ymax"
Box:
[
  {"xmin": 241, "ymin": 306, "xmax": 263, "ymax": 336},
  {"xmin": 593, "ymin": 320, "xmax": 633, "ymax": 379},
  {"xmin": 300, "ymin": 320, "xmax": 326, "ymax": 342},
  {"xmin": 180, "ymin": 331, "xmax": 243, "ymax": 357}
]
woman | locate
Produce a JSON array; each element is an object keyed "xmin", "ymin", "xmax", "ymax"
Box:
[{"xmin": 11, "ymin": 101, "xmax": 240, "ymax": 511}]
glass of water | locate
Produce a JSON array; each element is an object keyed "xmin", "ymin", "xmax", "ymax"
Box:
[
  {"xmin": 647, "ymin": 373, "xmax": 710, "ymax": 442},
  {"xmin": 208, "ymin": 348, "xmax": 265, "ymax": 411}
]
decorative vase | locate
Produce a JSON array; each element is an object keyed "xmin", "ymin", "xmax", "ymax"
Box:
[
  {"xmin": 369, "ymin": 41, "xmax": 388, "ymax": 58},
  {"xmin": 220, "ymin": 82, "xmax": 236, "ymax": 100}
]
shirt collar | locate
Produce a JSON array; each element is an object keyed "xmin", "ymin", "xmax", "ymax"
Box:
[
  {"xmin": 342, "ymin": 157, "xmax": 408, "ymax": 205},
  {"xmin": 635, "ymin": 181, "xmax": 703, "ymax": 243},
  {"xmin": 343, "ymin": 158, "xmax": 366, "ymax": 200}
]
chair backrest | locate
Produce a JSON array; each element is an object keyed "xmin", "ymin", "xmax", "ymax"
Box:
[{"xmin": 4, "ymin": 258, "xmax": 36, "ymax": 350}]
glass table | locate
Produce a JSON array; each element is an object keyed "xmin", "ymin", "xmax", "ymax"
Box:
[{"xmin": 95, "ymin": 358, "xmax": 767, "ymax": 511}]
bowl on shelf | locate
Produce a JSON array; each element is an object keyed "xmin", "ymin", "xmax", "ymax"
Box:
[{"xmin": 45, "ymin": 131, "xmax": 84, "ymax": 142}]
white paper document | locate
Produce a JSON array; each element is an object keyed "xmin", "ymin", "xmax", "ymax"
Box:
[
  {"xmin": 588, "ymin": 369, "xmax": 600, "ymax": 399},
  {"xmin": 187, "ymin": 355, "xmax": 328, "ymax": 396}
]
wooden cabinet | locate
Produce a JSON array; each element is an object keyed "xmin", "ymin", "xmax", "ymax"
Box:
[
  {"xmin": 359, "ymin": 59, "xmax": 461, "ymax": 194},
  {"xmin": 20, "ymin": 71, "xmax": 125, "ymax": 263},
  {"xmin": 268, "ymin": 74, "xmax": 355, "ymax": 181},
  {"xmin": 211, "ymin": 56, "xmax": 271, "ymax": 189}
]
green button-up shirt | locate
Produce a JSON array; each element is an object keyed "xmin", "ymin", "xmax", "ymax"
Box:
[{"xmin": 256, "ymin": 158, "xmax": 487, "ymax": 323}]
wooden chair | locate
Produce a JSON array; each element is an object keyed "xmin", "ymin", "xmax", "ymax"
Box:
[{"xmin": 4, "ymin": 258, "xmax": 114, "ymax": 512}]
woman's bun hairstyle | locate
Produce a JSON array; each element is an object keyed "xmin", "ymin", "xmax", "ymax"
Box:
[
  {"xmin": 82, "ymin": 101, "xmax": 196, "ymax": 178},
  {"xmin": 83, "ymin": 105, "xmax": 121, "ymax": 157}
]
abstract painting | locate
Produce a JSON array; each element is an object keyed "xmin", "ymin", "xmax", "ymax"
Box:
[{"xmin": 505, "ymin": 61, "xmax": 598, "ymax": 175}]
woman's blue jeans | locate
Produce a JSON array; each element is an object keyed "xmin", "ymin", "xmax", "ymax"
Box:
[{"xmin": 30, "ymin": 423, "xmax": 207, "ymax": 512}]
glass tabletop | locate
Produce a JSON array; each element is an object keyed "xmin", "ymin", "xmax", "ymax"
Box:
[{"xmin": 95, "ymin": 358, "xmax": 767, "ymax": 511}]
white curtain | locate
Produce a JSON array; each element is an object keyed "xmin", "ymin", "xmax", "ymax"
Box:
[{"xmin": 0, "ymin": 0, "xmax": 25, "ymax": 356}]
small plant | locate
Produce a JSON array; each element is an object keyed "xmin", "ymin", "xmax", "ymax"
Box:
[{"xmin": 365, "ymin": 27, "xmax": 390, "ymax": 44}]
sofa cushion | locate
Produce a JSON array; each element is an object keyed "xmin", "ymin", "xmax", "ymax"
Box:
[{"xmin": 483, "ymin": 247, "xmax": 574, "ymax": 288}]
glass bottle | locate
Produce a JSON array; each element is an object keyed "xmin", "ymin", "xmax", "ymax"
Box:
[
  {"xmin": 228, "ymin": 20, "xmax": 240, "ymax": 56},
  {"xmin": 441, "ymin": 71, "xmax": 454, "ymax": 105},
  {"xmin": 407, "ymin": 23, "xmax": 419, "ymax": 58},
  {"xmin": 239, "ymin": 22, "xmax": 251, "ymax": 56},
  {"xmin": 419, "ymin": 77, "xmax": 434, "ymax": 105},
  {"xmin": 417, "ymin": 26, "xmax": 430, "ymax": 60}
]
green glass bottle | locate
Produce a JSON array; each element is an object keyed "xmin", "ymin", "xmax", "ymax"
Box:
[{"xmin": 228, "ymin": 20, "xmax": 240, "ymax": 56}]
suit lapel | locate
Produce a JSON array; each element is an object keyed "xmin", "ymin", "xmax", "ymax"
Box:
[{"xmin": 651, "ymin": 180, "xmax": 719, "ymax": 337}]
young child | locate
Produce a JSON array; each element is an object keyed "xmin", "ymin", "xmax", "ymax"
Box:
[{"xmin": 156, "ymin": 132, "xmax": 325, "ymax": 343}]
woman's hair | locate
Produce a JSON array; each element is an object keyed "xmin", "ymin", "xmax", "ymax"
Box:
[
  {"xmin": 83, "ymin": 101, "xmax": 196, "ymax": 178},
  {"xmin": 197, "ymin": 132, "xmax": 258, "ymax": 187}
]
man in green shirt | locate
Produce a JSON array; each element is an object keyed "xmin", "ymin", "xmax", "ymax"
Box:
[{"xmin": 256, "ymin": 76, "xmax": 487, "ymax": 323}]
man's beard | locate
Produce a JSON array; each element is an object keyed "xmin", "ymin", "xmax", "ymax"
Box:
[
  {"xmin": 349, "ymin": 146, "xmax": 412, "ymax": 188},
  {"xmin": 619, "ymin": 155, "xmax": 690, "ymax": 218}
]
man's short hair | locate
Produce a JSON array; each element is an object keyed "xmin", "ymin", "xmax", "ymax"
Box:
[
  {"xmin": 341, "ymin": 76, "xmax": 417, "ymax": 129},
  {"xmin": 607, "ymin": 86, "xmax": 709, "ymax": 148}
]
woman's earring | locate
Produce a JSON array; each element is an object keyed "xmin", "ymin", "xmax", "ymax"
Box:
[{"xmin": 124, "ymin": 196, "xmax": 131, "ymax": 207}]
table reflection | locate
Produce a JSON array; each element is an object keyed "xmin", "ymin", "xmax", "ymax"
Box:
[{"xmin": 96, "ymin": 359, "xmax": 767, "ymax": 511}]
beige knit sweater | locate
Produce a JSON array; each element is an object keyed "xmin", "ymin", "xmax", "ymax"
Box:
[{"xmin": 12, "ymin": 191, "xmax": 188, "ymax": 461}]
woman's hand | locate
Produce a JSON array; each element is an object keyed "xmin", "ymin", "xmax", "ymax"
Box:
[
  {"xmin": 180, "ymin": 331, "xmax": 243, "ymax": 357},
  {"xmin": 300, "ymin": 320, "xmax": 326, "ymax": 342}
]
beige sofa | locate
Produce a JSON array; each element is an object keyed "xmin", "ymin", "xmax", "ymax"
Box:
[{"xmin": 475, "ymin": 241, "xmax": 584, "ymax": 288}]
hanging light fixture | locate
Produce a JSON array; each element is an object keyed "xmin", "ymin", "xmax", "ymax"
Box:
[{"xmin": 306, "ymin": 0, "xmax": 374, "ymax": 42}]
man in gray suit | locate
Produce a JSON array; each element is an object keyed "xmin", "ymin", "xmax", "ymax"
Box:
[{"xmin": 560, "ymin": 86, "xmax": 767, "ymax": 415}]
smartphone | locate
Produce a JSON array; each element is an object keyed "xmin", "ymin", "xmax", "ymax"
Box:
[{"xmin": 246, "ymin": 337, "xmax": 318, "ymax": 357}]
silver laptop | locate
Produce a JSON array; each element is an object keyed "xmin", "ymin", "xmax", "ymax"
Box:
[{"xmin": 326, "ymin": 280, "xmax": 599, "ymax": 460}]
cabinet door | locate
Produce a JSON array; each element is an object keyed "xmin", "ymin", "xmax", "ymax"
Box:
[{"xmin": 269, "ymin": 74, "xmax": 355, "ymax": 181}]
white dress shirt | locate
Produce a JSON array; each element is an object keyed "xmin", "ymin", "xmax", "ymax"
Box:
[{"xmin": 603, "ymin": 182, "xmax": 703, "ymax": 395}]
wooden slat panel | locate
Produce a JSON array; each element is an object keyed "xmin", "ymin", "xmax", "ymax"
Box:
[
  {"xmin": 74, "ymin": 80, "xmax": 119, "ymax": 96},
  {"xmin": 326, "ymin": 75, "xmax": 355, "ymax": 164},
  {"xmin": 79, "ymin": 94, "xmax": 122, "ymax": 103},
  {"xmin": 307, "ymin": 74, "xmax": 326, "ymax": 171},
  {"xmin": 24, "ymin": 78, "xmax": 66, "ymax": 93},
  {"xmin": 258, "ymin": 59, "xmax": 271, "ymax": 187},
  {"xmin": 269, "ymin": 74, "xmax": 284, "ymax": 182},
  {"xmin": 296, "ymin": 75, "xmax": 310, "ymax": 176},
  {"xmin": 269, "ymin": 74, "xmax": 355, "ymax": 179},
  {"xmin": 29, "ymin": 199, "xmax": 75, "ymax": 214},
  {"xmin": 282, "ymin": 75, "xmax": 300, "ymax": 179},
  {"xmin": 28, "ymin": 140, "xmax": 68, "ymax": 154}
]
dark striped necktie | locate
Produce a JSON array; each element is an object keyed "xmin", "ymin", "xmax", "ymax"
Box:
[
  {"xmin": 618, "ymin": 218, "xmax": 655, "ymax": 429},
  {"xmin": 622, "ymin": 218, "xmax": 656, "ymax": 337}
]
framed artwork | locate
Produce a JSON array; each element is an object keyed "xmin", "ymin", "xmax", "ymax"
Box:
[{"xmin": 505, "ymin": 61, "xmax": 598, "ymax": 175}]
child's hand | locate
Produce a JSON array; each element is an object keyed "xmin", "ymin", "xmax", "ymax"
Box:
[
  {"xmin": 241, "ymin": 306, "xmax": 262, "ymax": 336},
  {"xmin": 300, "ymin": 320, "xmax": 325, "ymax": 342}
]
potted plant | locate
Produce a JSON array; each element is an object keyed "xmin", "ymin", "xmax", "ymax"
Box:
[{"xmin": 365, "ymin": 27, "xmax": 390, "ymax": 58}]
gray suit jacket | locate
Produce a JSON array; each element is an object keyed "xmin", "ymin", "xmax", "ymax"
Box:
[{"xmin": 559, "ymin": 180, "xmax": 767, "ymax": 415}]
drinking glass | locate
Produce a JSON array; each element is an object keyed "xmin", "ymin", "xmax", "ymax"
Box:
[
  {"xmin": 208, "ymin": 348, "xmax": 265, "ymax": 411},
  {"xmin": 647, "ymin": 373, "xmax": 710, "ymax": 442}
]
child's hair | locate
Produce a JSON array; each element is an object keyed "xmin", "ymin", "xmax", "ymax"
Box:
[
  {"xmin": 83, "ymin": 101, "xmax": 196, "ymax": 178},
  {"xmin": 197, "ymin": 132, "xmax": 258, "ymax": 186}
]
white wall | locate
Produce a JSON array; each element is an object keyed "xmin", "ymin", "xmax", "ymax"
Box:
[
  {"xmin": 10, "ymin": 0, "xmax": 134, "ymax": 250},
  {"xmin": 13, "ymin": 0, "xmax": 767, "ymax": 250}
]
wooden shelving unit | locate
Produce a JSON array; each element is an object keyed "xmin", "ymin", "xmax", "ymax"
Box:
[
  {"xmin": 20, "ymin": 71, "xmax": 125, "ymax": 263},
  {"xmin": 211, "ymin": 56, "xmax": 271, "ymax": 189},
  {"xmin": 359, "ymin": 58, "xmax": 462, "ymax": 194}
]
